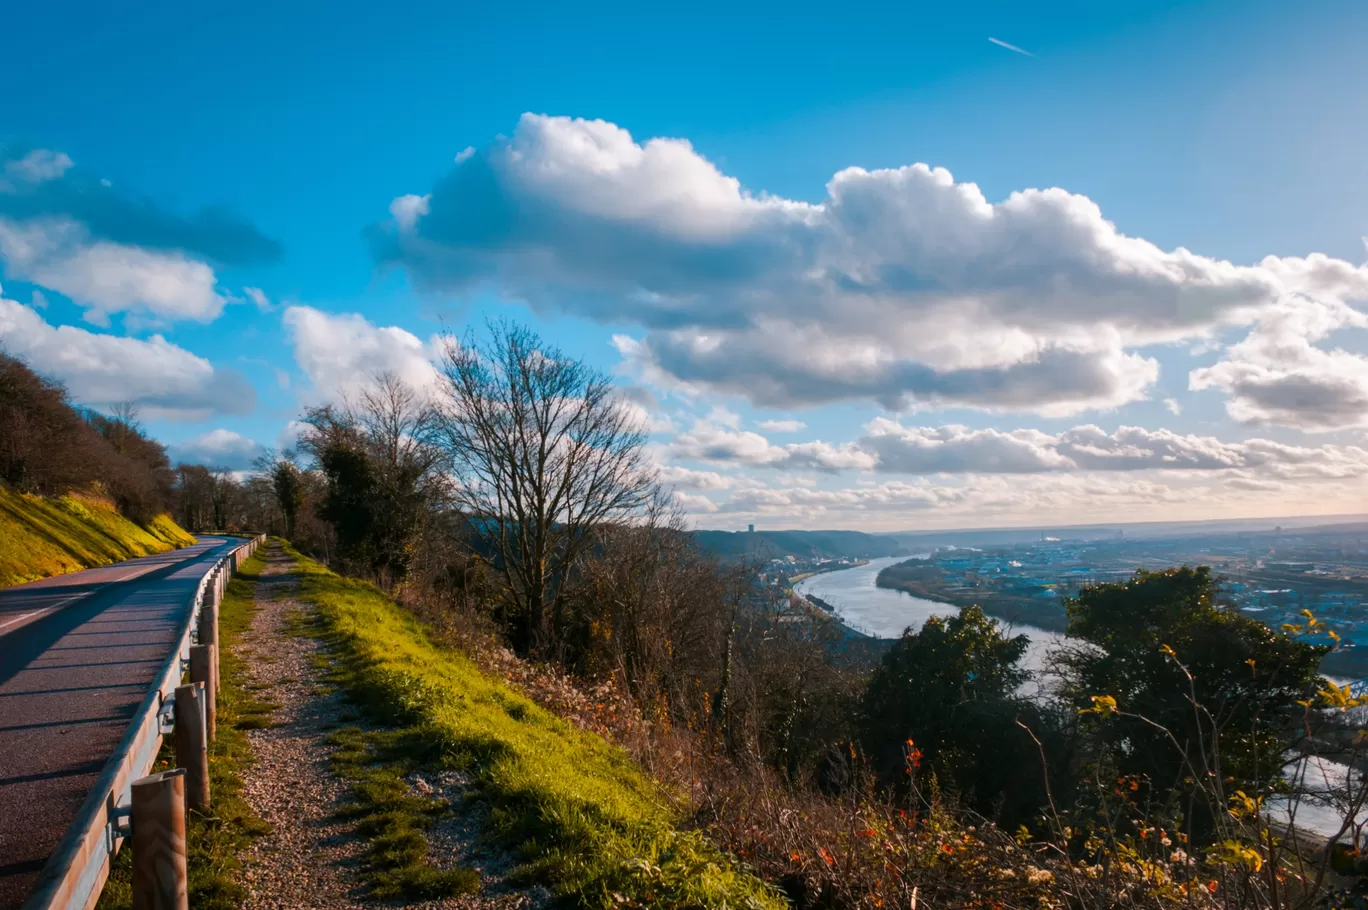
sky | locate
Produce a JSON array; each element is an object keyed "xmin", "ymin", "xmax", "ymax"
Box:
[{"xmin": 2, "ymin": 0, "xmax": 1367, "ymax": 531}]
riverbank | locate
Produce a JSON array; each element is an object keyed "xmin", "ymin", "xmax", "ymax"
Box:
[
  {"xmin": 801, "ymin": 593, "xmax": 881, "ymax": 640},
  {"xmin": 875, "ymin": 559, "xmax": 1071, "ymax": 634},
  {"xmin": 787, "ymin": 558, "xmax": 870, "ymax": 585}
]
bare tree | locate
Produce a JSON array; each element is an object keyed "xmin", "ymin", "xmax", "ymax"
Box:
[{"xmin": 435, "ymin": 322, "xmax": 657, "ymax": 654}]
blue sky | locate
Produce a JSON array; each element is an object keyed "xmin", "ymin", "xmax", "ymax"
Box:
[{"xmin": 2, "ymin": 0, "xmax": 1367, "ymax": 529}]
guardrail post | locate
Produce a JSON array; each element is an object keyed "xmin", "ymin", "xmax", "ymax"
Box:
[
  {"xmin": 189, "ymin": 645, "xmax": 216, "ymax": 742},
  {"xmin": 173, "ymin": 683, "xmax": 210, "ymax": 810},
  {"xmin": 131, "ymin": 769, "xmax": 188, "ymax": 910},
  {"xmin": 198, "ymin": 595, "xmax": 220, "ymax": 694}
]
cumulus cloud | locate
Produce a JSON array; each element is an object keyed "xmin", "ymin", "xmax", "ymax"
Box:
[
  {"xmin": 758, "ymin": 418, "xmax": 805, "ymax": 432},
  {"xmin": 0, "ymin": 146, "xmax": 281, "ymax": 266},
  {"xmin": 169, "ymin": 429, "xmax": 265, "ymax": 470},
  {"xmin": 669, "ymin": 417, "xmax": 876, "ymax": 472},
  {"xmin": 0, "ymin": 293, "xmax": 254, "ymax": 420},
  {"xmin": 666, "ymin": 414, "xmax": 1368, "ymax": 481},
  {"xmin": 283, "ymin": 305, "xmax": 443, "ymax": 402},
  {"xmin": 0, "ymin": 217, "xmax": 227, "ymax": 323},
  {"xmin": 658, "ymin": 464, "xmax": 737, "ymax": 491},
  {"xmin": 1190, "ymin": 299, "xmax": 1368, "ymax": 431},
  {"xmin": 0, "ymin": 146, "xmax": 279, "ymax": 323},
  {"xmin": 692, "ymin": 464, "xmax": 1368, "ymax": 529},
  {"xmin": 371, "ymin": 114, "xmax": 1368, "ymax": 417}
]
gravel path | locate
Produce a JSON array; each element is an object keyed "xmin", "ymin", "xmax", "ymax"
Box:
[
  {"xmin": 238, "ymin": 547, "xmax": 368, "ymax": 909},
  {"xmin": 236, "ymin": 544, "xmax": 551, "ymax": 910}
]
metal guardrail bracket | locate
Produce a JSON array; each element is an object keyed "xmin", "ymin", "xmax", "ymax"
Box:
[
  {"xmin": 108, "ymin": 804, "xmax": 132, "ymax": 840},
  {"xmin": 157, "ymin": 692, "xmax": 177, "ymax": 735}
]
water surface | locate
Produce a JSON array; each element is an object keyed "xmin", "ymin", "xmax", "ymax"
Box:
[{"xmin": 795, "ymin": 556, "xmax": 1064, "ymax": 677}]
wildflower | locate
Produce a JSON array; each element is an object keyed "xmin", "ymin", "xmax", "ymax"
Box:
[
  {"xmin": 1080, "ymin": 694, "xmax": 1118, "ymax": 717},
  {"xmin": 1171, "ymin": 848, "xmax": 1190, "ymax": 864}
]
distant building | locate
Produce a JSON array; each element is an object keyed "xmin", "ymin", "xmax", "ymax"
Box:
[{"xmin": 748, "ymin": 524, "xmax": 755, "ymax": 533}]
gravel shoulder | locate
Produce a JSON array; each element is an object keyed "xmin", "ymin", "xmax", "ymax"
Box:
[
  {"xmin": 237, "ymin": 548, "xmax": 368, "ymax": 909},
  {"xmin": 235, "ymin": 544, "xmax": 549, "ymax": 910}
]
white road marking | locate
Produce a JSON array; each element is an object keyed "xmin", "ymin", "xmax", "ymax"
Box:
[{"xmin": 0, "ymin": 591, "xmax": 95, "ymax": 635}]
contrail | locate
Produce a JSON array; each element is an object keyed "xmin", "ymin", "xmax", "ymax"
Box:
[{"xmin": 988, "ymin": 36, "xmax": 1035, "ymax": 57}]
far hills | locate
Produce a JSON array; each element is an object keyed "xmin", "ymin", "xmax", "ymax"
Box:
[
  {"xmin": 693, "ymin": 515, "xmax": 1368, "ymax": 563},
  {"xmin": 693, "ymin": 529, "xmax": 905, "ymax": 560}
]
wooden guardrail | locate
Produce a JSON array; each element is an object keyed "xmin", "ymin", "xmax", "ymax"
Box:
[{"xmin": 19, "ymin": 534, "xmax": 265, "ymax": 910}]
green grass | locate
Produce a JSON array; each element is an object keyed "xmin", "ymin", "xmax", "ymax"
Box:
[
  {"xmin": 326, "ymin": 724, "xmax": 482, "ymax": 899},
  {"xmin": 98, "ymin": 556, "xmax": 273, "ymax": 910},
  {"xmin": 0, "ymin": 485, "xmax": 197, "ymax": 587},
  {"xmin": 286, "ymin": 543, "xmax": 784, "ymax": 910}
]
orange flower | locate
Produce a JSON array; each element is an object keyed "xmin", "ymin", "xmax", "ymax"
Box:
[{"xmin": 819, "ymin": 847, "xmax": 835, "ymax": 867}]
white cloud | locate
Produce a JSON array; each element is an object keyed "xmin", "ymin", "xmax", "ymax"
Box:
[
  {"xmin": 757, "ymin": 418, "xmax": 805, "ymax": 432},
  {"xmin": 283, "ymin": 305, "xmax": 442, "ymax": 403},
  {"xmin": 657, "ymin": 464, "xmax": 737, "ymax": 491},
  {"xmin": 244, "ymin": 287, "xmax": 272, "ymax": 311},
  {"xmin": 0, "ymin": 217, "xmax": 227, "ymax": 323},
  {"xmin": 704, "ymin": 468, "xmax": 1366, "ymax": 530},
  {"xmin": 673, "ymin": 491, "xmax": 720, "ymax": 514},
  {"xmin": 1164, "ymin": 398, "xmax": 1182, "ymax": 415},
  {"xmin": 615, "ymin": 396, "xmax": 675, "ymax": 434},
  {"xmin": 0, "ymin": 294, "xmax": 253, "ymax": 420},
  {"xmin": 169, "ymin": 429, "xmax": 265, "ymax": 470},
  {"xmin": 669, "ymin": 417, "xmax": 877, "ymax": 472},
  {"xmin": 666, "ymin": 414, "xmax": 1368, "ymax": 481},
  {"xmin": 0, "ymin": 149, "xmax": 74, "ymax": 191},
  {"xmin": 389, "ymin": 194, "xmax": 430, "ymax": 232},
  {"xmin": 1190, "ymin": 299, "xmax": 1368, "ymax": 431},
  {"xmin": 373, "ymin": 114, "xmax": 1368, "ymax": 417}
]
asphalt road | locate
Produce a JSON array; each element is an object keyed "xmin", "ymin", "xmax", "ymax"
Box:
[{"xmin": 0, "ymin": 538, "xmax": 234, "ymax": 910}]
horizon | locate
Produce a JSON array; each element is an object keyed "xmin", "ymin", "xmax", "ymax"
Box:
[
  {"xmin": 698, "ymin": 511, "xmax": 1368, "ymax": 537},
  {"xmin": 3, "ymin": 0, "xmax": 1367, "ymax": 529}
]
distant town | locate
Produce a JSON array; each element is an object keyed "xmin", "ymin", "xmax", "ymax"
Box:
[{"xmin": 713, "ymin": 519, "xmax": 1368, "ymax": 680}]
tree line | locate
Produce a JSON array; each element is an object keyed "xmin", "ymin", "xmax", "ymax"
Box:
[{"xmin": 1, "ymin": 352, "xmax": 185, "ymax": 523}]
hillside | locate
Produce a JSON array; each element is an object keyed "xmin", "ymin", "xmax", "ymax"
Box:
[
  {"xmin": 694, "ymin": 528, "xmax": 905, "ymax": 560},
  {"xmin": 0, "ymin": 485, "xmax": 196, "ymax": 587}
]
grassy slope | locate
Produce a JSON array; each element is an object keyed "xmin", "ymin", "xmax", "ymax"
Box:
[
  {"xmin": 99, "ymin": 555, "xmax": 273, "ymax": 910},
  {"xmin": 0, "ymin": 485, "xmax": 197, "ymax": 587},
  {"xmin": 289, "ymin": 545, "xmax": 784, "ymax": 910}
]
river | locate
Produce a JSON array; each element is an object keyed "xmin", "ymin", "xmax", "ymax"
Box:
[
  {"xmin": 795, "ymin": 555, "xmax": 1065, "ymax": 682},
  {"xmin": 797, "ymin": 556, "xmax": 1361, "ymax": 838}
]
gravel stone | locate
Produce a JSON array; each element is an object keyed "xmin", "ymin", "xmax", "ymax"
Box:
[{"xmin": 235, "ymin": 544, "xmax": 553, "ymax": 909}]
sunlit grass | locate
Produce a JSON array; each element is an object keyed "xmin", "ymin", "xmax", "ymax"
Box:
[
  {"xmin": 286, "ymin": 543, "xmax": 783, "ymax": 910},
  {"xmin": 0, "ymin": 485, "xmax": 195, "ymax": 587}
]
